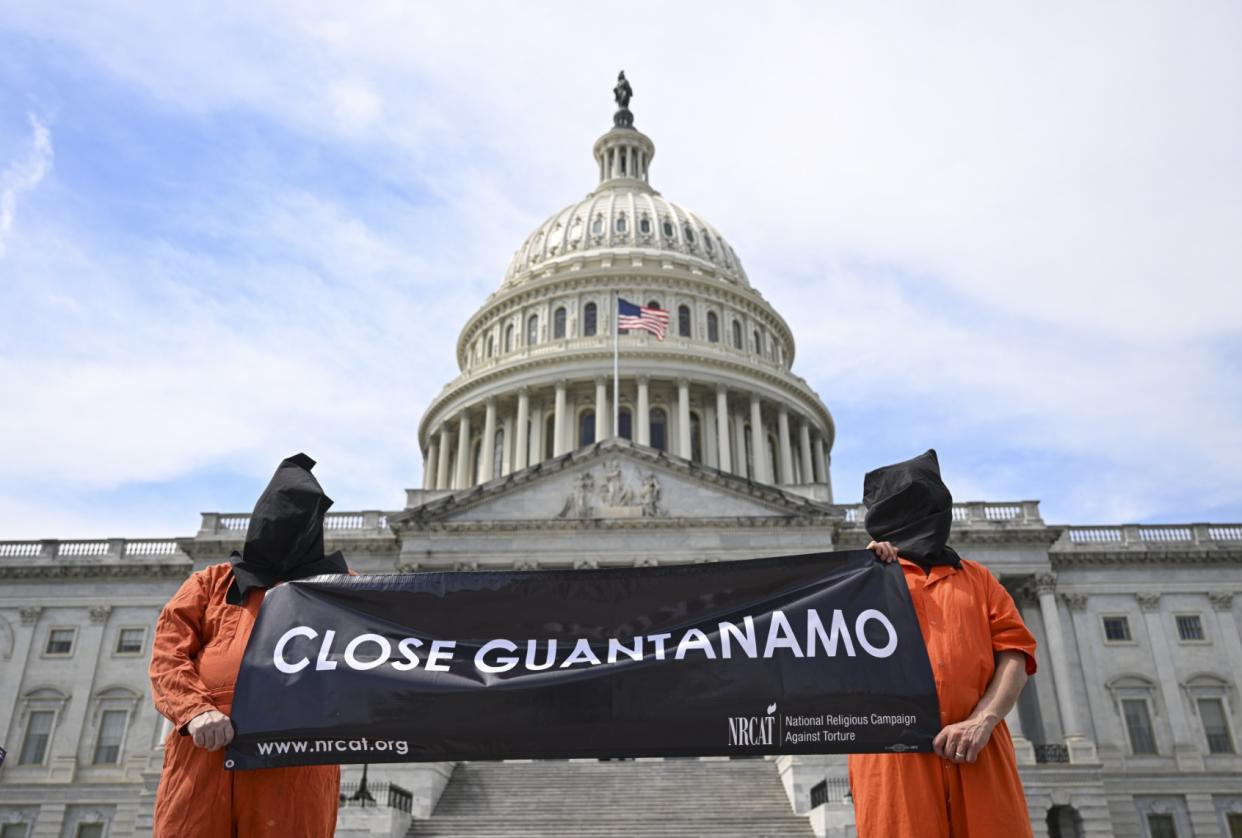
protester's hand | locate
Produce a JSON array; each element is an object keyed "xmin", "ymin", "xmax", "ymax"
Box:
[
  {"xmin": 933, "ymin": 713, "xmax": 998, "ymax": 764},
  {"xmin": 187, "ymin": 709, "xmax": 234, "ymax": 751},
  {"xmin": 867, "ymin": 541, "xmax": 900, "ymax": 564}
]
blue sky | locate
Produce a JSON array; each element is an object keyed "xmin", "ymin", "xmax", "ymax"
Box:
[{"xmin": 1, "ymin": 3, "xmax": 1239, "ymax": 538}]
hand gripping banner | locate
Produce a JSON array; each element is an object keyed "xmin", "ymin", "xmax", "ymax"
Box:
[{"xmin": 225, "ymin": 550, "xmax": 939, "ymax": 769}]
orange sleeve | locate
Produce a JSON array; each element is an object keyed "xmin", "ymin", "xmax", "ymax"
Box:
[
  {"xmin": 149, "ymin": 570, "xmax": 219, "ymax": 731},
  {"xmin": 983, "ymin": 567, "xmax": 1038, "ymax": 676}
]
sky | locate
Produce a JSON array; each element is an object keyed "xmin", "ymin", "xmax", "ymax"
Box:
[{"xmin": 0, "ymin": 2, "xmax": 1239, "ymax": 539}]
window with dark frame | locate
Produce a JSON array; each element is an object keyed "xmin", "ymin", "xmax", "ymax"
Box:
[
  {"xmin": 707, "ymin": 311, "xmax": 719, "ymax": 343},
  {"xmin": 19, "ymin": 710, "xmax": 54, "ymax": 764},
  {"xmin": 1103, "ymin": 616, "xmax": 1132, "ymax": 642},
  {"xmin": 116, "ymin": 628, "xmax": 145, "ymax": 655},
  {"xmin": 1, "ymin": 824, "xmax": 30, "ymax": 838},
  {"xmin": 1146, "ymin": 813, "xmax": 1178, "ymax": 838},
  {"xmin": 93, "ymin": 709, "xmax": 127, "ymax": 764},
  {"xmin": 1176, "ymin": 615, "xmax": 1205, "ymax": 641},
  {"xmin": 1198, "ymin": 697, "xmax": 1234, "ymax": 753},
  {"xmin": 650, "ymin": 408, "xmax": 667, "ymax": 452},
  {"xmin": 580, "ymin": 410, "xmax": 596, "ymax": 447},
  {"xmin": 678, "ymin": 305, "xmax": 691, "ymax": 338},
  {"xmin": 583, "ymin": 303, "xmax": 597, "ymax": 337},
  {"xmin": 553, "ymin": 307, "xmax": 567, "ymax": 339},
  {"xmin": 618, "ymin": 408, "xmax": 632, "ymax": 440},
  {"xmin": 76, "ymin": 826, "xmax": 104, "ymax": 838},
  {"xmin": 45, "ymin": 629, "xmax": 74, "ymax": 656},
  {"xmin": 1122, "ymin": 699, "xmax": 1157, "ymax": 754}
]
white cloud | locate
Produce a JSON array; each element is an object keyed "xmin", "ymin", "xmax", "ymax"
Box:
[
  {"xmin": 0, "ymin": 3, "xmax": 1239, "ymax": 533},
  {"xmin": 0, "ymin": 112, "xmax": 52, "ymax": 254}
]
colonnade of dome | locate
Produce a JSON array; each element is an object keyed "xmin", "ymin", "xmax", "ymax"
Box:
[{"xmin": 418, "ymin": 98, "xmax": 835, "ymax": 501}]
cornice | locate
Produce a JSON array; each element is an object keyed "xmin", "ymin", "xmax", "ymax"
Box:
[
  {"xmin": 399, "ymin": 515, "xmax": 839, "ymax": 535},
  {"xmin": 1050, "ymin": 551, "xmax": 1242, "ymax": 568},
  {"xmin": 0, "ymin": 562, "xmax": 192, "ymax": 581}
]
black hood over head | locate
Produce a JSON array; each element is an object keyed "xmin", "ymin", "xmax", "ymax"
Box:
[
  {"xmin": 863, "ymin": 449, "xmax": 961, "ymax": 570},
  {"xmin": 227, "ymin": 453, "xmax": 348, "ymax": 605}
]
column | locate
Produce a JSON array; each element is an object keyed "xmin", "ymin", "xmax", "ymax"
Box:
[
  {"xmin": 1209, "ymin": 593, "xmax": 1242, "ymax": 695},
  {"xmin": 677, "ymin": 378, "xmax": 691, "ymax": 459},
  {"xmin": 777, "ymin": 405, "xmax": 794, "ymax": 485},
  {"xmin": 594, "ymin": 377, "xmax": 608, "ymax": 442},
  {"xmin": 529, "ymin": 401, "xmax": 545, "ymax": 463},
  {"xmin": 749, "ymin": 393, "xmax": 768, "ymax": 483},
  {"xmin": 798, "ymin": 421, "xmax": 813, "ymax": 486},
  {"xmin": 454, "ymin": 411, "xmax": 472, "ymax": 488},
  {"xmin": 1138, "ymin": 592, "xmax": 1203, "ymax": 770},
  {"xmin": 423, "ymin": 439, "xmax": 439, "ymax": 490},
  {"xmin": 436, "ymin": 425, "xmax": 452, "ymax": 490},
  {"xmin": 733, "ymin": 412, "xmax": 749, "ymax": 479},
  {"xmin": 479, "ymin": 399, "xmax": 497, "ymax": 482},
  {"xmin": 501, "ymin": 414, "xmax": 514, "ymax": 475},
  {"xmin": 553, "ymin": 381, "xmax": 568, "ymax": 456},
  {"xmin": 1034, "ymin": 574, "xmax": 1095, "ymax": 763},
  {"xmin": 636, "ymin": 376, "xmax": 650, "ymax": 446},
  {"xmin": 813, "ymin": 435, "xmax": 826, "ymax": 483},
  {"xmin": 514, "ymin": 389, "xmax": 530, "ymax": 471},
  {"xmin": 715, "ymin": 387, "xmax": 732, "ymax": 473},
  {"xmin": 703, "ymin": 402, "xmax": 718, "ymax": 468}
]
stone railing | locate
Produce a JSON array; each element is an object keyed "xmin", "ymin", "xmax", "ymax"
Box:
[
  {"xmin": 198, "ymin": 511, "xmax": 392, "ymax": 535},
  {"xmin": 1063, "ymin": 524, "xmax": 1242, "ymax": 547},
  {"xmin": 0, "ymin": 538, "xmax": 186, "ymax": 562},
  {"xmin": 840, "ymin": 501, "xmax": 1042, "ymax": 526}
]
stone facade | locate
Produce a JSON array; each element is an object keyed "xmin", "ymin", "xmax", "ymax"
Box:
[{"xmin": 2, "ymin": 102, "xmax": 1241, "ymax": 838}]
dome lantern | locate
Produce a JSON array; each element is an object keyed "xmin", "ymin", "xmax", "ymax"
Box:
[{"xmin": 594, "ymin": 71, "xmax": 655, "ymax": 190}]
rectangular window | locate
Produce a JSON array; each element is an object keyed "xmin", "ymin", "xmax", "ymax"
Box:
[
  {"xmin": 93, "ymin": 709, "xmax": 128, "ymax": 764},
  {"xmin": 1176, "ymin": 615, "xmax": 1205, "ymax": 641},
  {"xmin": 45, "ymin": 628, "xmax": 75, "ymax": 655},
  {"xmin": 115, "ymin": 627, "xmax": 145, "ymax": 655},
  {"xmin": 1103, "ymin": 616, "xmax": 1132, "ymax": 642},
  {"xmin": 1123, "ymin": 699, "xmax": 1157, "ymax": 754},
  {"xmin": 19, "ymin": 710, "xmax": 54, "ymax": 764},
  {"xmin": 1197, "ymin": 698, "xmax": 1234, "ymax": 754},
  {"xmin": 1227, "ymin": 813, "xmax": 1242, "ymax": 838},
  {"xmin": 1147, "ymin": 813, "xmax": 1178, "ymax": 838},
  {"xmin": 2, "ymin": 824, "xmax": 30, "ymax": 838},
  {"xmin": 75, "ymin": 826, "xmax": 103, "ymax": 838}
]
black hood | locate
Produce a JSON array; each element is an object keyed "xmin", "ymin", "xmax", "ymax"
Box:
[
  {"xmin": 227, "ymin": 453, "xmax": 348, "ymax": 605},
  {"xmin": 863, "ymin": 449, "xmax": 961, "ymax": 570}
]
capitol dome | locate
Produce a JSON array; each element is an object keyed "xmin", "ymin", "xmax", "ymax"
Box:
[{"xmin": 418, "ymin": 79, "xmax": 835, "ymax": 500}]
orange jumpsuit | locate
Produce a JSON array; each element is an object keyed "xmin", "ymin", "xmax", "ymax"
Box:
[
  {"xmin": 150, "ymin": 562, "xmax": 339, "ymax": 838},
  {"xmin": 849, "ymin": 557, "xmax": 1037, "ymax": 838}
]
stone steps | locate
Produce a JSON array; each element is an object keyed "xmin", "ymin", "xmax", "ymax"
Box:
[{"xmin": 408, "ymin": 759, "xmax": 814, "ymax": 838}]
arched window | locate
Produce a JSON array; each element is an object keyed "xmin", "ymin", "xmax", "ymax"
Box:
[
  {"xmin": 662, "ymin": 219, "xmax": 674, "ymax": 238},
  {"xmin": 504, "ymin": 324, "xmax": 513, "ymax": 353},
  {"xmin": 690, "ymin": 412, "xmax": 703, "ymax": 463},
  {"xmin": 678, "ymin": 304, "xmax": 691, "ymax": 338},
  {"xmin": 618, "ymin": 408, "xmax": 632, "ymax": 440},
  {"xmin": 615, "ymin": 214, "xmax": 627, "ymax": 233},
  {"xmin": 580, "ymin": 410, "xmax": 596, "ymax": 447},
  {"xmin": 753, "ymin": 329, "xmax": 762, "ymax": 355},
  {"xmin": 592, "ymin": 216, "xmax": 604, "ymax": 235},
  {"xmin": 584, "ymin": 302, "xmax": 598, "ymax": 337},
  {"xmin": 554, "ymin": 307, "xmax": 567, "ymax": 339},
  {"xmin": 527, "ymin": 314, "xmax": 539, "ymax": 346},
  {"xmin": 486, "ymin": 335, "xmax": 494, "ymax": 358},
  {"xmin": 647, "ymin": 299, "xmax": 660, "ymax": 311},
  {"xmin": 471, "ymin": 439, "xmax": 482, "ymax": 484},
  {"xmin": 703, "ymin": 233, "xmax": 714, "ymax": 254},
  {"xmin": 732, "ymin": 320, "xmax": 743, "ymax": 349},
  {"xmin": 650, "ymin": 408, "xmax": 668, "ymax": 452},
  {"xmin": 493, "ymin": 429, "xmax": 504, "ymax": 478},
  {"xmin": 683, "ymin": 223, "xmax": 695, "ymax": 244},
  {"xmin": 639, "ymin": 216, "xmax": 651, "ymax": 235},
  {"xmin": 707, "ymin": 311, "xmax": 719, "ymax": 343}
]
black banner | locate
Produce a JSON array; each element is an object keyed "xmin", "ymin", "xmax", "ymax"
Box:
[{"xmin": 226, "ymin": 550, "xmax": 939, "ymax": 769}]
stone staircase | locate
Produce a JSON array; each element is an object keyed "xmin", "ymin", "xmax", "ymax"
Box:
[{"xmin": 407, "ymin": 758, "xmax": 815, "ymax": 838}]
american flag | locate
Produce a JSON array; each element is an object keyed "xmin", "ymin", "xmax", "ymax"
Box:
[{"xmin": 617, "ymin": 297, "xmax": 669, "ymax": 340}]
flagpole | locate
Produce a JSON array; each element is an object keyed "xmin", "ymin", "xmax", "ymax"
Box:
[{"xmin": 612, "ymin": 290, "xmax": 620, "ymax": 439}]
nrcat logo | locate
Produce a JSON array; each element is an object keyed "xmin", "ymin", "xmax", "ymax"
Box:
[{"xmin": 727, "ymin": 702, "xmax": 777, "ymax": 747}]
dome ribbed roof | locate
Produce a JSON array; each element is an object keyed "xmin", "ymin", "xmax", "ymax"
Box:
[
  {"xmin": 503, "ymin": 189, "xmax": 749, "ymax": 288},
  {"xmin": 502, "ymin": 120, "xmax": 748, "ymax": 289}
]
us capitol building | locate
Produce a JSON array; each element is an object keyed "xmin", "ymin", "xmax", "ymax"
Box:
[{"xmin": 2, "ymin": 78, "xmax": 1241, "ymax": 838}]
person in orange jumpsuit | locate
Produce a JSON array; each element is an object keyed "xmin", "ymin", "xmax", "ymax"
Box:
[
  {"xmin": 848, "ymin": 450, "xmax": 1037, "ymax": 838},
  {"xmin": 150, "ymin": 454, "xmax": 348, "ymax": 837}
]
